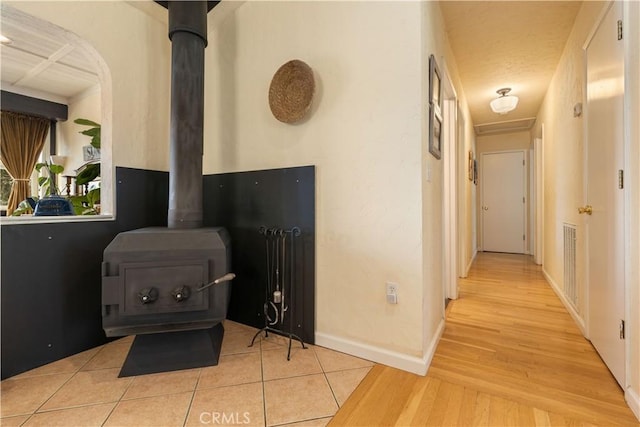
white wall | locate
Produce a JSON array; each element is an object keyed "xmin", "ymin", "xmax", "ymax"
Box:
[
  {"xmin": 7, "ymin": 1, "xmax": 172, "ymax": 214},
  {"xmin": 203, "ymin": 1, "xmax": 473, "ymax": 371},
  {"xmin": 533, "ymin": 1, "xmax": 605, "ymax": 323},
  {"xmin": 476, "ymin": 131, "xmax": 531, "ymax": 153},
  {"xmin": 420, "ymin": 0, "xmax": 446, "ymax": 363},
  {"xmin": 535, "ymin": 0, "xmax": 640, "ymax": 418},
  {"xmin": 205, "ymin": 1, "xmax": 424, "ymax": 360},
  {"xmin": 446, "ymin": 38, "xmax": 478, "ymax": 276},
  {"xmin": 58, "ymin": 88, "xmax": 101, "ymax": 175}
]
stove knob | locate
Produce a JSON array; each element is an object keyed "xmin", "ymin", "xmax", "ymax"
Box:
[
  {"xmin": 172, "ymin": 285, "xmax": 191, "ymax": 302},
  {"xmin": 138, "ymin": 287, "xmax": 158, "ymax": 304}
]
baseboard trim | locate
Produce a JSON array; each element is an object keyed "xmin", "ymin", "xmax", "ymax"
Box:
[
  {"xmin": 315, "ymin": 319, "xmax": 445, "ymax": 376},
  {"xmin": 542, "ymin": 268, "xmax": 586, "ymax": 335},
  {"xmin": 626, "ymin": 387, "xmax": 640, "ymax": 421}
]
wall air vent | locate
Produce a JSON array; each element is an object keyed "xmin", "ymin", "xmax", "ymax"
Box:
[
  {"xmin": 474, "ymin": 117, "xmax": 537, "ymax": 136},
  {"xmin": 563, "ymin": 223, "xmax": 579, "ymax": 312}
]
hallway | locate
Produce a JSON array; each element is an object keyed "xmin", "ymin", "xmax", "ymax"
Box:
[{"xmin": 331, "ymin": 253, "xmax": 639, "ymax": 426}]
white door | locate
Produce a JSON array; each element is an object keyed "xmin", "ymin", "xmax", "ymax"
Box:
[
  {"xmin": 481, "ymin": 151, "xmax": 525, "ymax": 254},
  {"xmin": 585, "ymin": 2, "xmax": 625, "ymax": 387}
]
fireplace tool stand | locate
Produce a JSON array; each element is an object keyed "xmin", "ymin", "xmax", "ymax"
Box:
[{"xmin": 250, "ymin": 226, "xmax": 306, "ymax": 360}]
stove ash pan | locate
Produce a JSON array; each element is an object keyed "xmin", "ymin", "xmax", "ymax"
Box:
[{"xmin": 102, "ymin": 227, "xmax": 232, "ymax": 337}]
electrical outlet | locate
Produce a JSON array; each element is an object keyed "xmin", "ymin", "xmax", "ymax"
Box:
[
  {"xmin": 386, "ymin": 282, "xmax": 398, "ymax": 295},
  {"xmin": 386, "ymin": 282, "xmax": 398, "ymax": 304}
]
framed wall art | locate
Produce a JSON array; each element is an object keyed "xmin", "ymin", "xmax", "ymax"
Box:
[
  {"xmin": 429, "ymin": 105, "xmax": 443, "ymax": 160},
  {"xmin": 473, "ymin": 159, "xmax": 478, "ymax": 185},
  {"xmin": 429, "ymin": 54, "xmax": 442, "ymax": 113}
]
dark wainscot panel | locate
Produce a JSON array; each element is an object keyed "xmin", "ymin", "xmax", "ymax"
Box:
[
  {"xmin": 1, "ymin": 167, "xmax": 168, "ymax": 379},
  {"xmin": 203, "ymin": 166, "xmax": 315, "ymax": 344},
  {"xmin": 1, "ymin": 165, "xmax": 315, "ymax": 379}
]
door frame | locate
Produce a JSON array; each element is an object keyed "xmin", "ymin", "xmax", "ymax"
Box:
[
  {"xmin": 479, "ymin": 149, "xmax": 527, "ymax": 253},
  {"xmin": 457, "ymin": 106, "xmax": 468, "ymax": 278},
  {"xmin": 533, "ymin": 129, "xmax": 544, "ymax": 265},
  {"xmin": 622, "ymin": 1, "xmax": 640, "ymax": 418},
  {"xmin": 441, "ymin": 60, "xmax": 459, "ymax": 301}
]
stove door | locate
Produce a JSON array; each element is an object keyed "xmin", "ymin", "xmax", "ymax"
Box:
[{"xmin": 118, "ymin": 260, "xmax": 209, "ymax": 315}]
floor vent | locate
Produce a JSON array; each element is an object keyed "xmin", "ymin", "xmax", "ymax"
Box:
[{"xmin": 563, "ymin": 223, "xmax": 578, "ymax": 311}]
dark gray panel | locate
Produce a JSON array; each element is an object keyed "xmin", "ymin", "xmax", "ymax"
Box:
[
  {"xmin": 203, "ymin": 166, "xmax": 315, "ymax": 344},
  {"xmin": 1, "ymin": 90, "xmax": 68, "ymax": 121},
  {"xmin": 1, "ymin": 165, "xmax": 315, "ymax": 378},
  {"xmin": 1, "ymin": 167, "xmax": 169, "ymax": 379}
]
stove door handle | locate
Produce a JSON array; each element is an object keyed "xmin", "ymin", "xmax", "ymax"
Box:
[
  {"xmin": 138, "ymin": 287, "xmax": 159, "ymax": 304},
  {"xmin": 196, "ymin": 273, "xmax": 236, "ymax": 292}
]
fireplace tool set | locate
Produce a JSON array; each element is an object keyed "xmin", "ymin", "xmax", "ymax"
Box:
[{"xmin": 250, "ymin": 226, "xmax": 306, "ymax": 359}]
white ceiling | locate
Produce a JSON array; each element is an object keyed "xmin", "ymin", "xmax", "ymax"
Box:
[
  {"xmin": 1, "ymin": 1, "xmax": 582, "ymax": 133},
  {"xmin": 0, "ymin": 8, "xmax": 100, "ymax": 104},
  {"xmin": 0, "ymin": 0, "xmax": 242, "ymax": 104},
  {"xmin": 440, "ymin": 1, "xmax": 582, "ymax": 133}
]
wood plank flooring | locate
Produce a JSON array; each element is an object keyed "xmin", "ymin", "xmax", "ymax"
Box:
[{"xmin": 330, "ymin": 252, "xmax": 639, "ymax": 426}]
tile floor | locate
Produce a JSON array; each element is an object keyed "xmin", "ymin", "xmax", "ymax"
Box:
[{"xmin": 0, "ymin": 321, "xmax": 373, "ymax": 427}]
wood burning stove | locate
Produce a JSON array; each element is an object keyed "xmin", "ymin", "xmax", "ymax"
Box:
[
  {"xmin": 102, "ymin": 227, "xmax": 232, "ymax": 337},
  {"xmin": 101, "ymin": 1, "xmax": 233, "ymax": 376}
]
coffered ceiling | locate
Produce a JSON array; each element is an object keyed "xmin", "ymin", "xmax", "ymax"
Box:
[{"xmin": 0, "ymin": 6, "xmax": 99, "ymax": 103}]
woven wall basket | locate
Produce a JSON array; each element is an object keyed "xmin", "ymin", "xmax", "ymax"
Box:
[{"xmin": 269, "ymin": 60, "xmax": 315, "ymax": 124}]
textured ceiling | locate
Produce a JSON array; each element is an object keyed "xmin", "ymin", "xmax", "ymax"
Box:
[
  {"xmin": 2, "ymin": 0, "xmax": 581, "ymax": 128},
  {"xmin": 440, "ymin": 1, "xmax": 582, "ymax": 131}
]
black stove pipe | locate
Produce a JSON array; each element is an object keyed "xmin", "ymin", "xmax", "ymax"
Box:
[{"xmin": 167, "ymin": 1, "xmax": 208, "ymax": 229}]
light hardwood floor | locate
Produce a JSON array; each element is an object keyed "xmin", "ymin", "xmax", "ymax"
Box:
[{"xmin": 330, "ymin": 252, "xmax": 640, "ymax": 426}]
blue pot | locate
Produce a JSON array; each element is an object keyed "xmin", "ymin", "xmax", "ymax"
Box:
[{"xmin": 33, "ymin": 195, "xmax": 75, "ymax": 216}]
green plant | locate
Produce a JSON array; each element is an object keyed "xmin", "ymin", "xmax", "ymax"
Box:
[
  {"xmin": 69, "ymin": 118, "xmax": 101, "ymax": 215},
  {"xmin": 11, "ymin": 198, "xmax": 37, "ymax": 216},
  {"xmin": 70, "ymin": 188, "xmax": 100, "ymax": 215},
  {"xmin": 74, "ymin": 118, "xmax": 101, "ymax": 149},
  {"xmin": 35, "ymin": 161, "xmax": 64, "ymax": 196}
]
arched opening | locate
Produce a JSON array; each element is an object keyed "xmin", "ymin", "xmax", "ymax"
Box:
[{"xmin": 0, "ymin": 4, "xmax": 112, "ymax": 217}]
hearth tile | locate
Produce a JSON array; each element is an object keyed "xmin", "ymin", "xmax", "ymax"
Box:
[
  {"xmin": 263, "ymin": 374, "xmax": 337, "ymax": 426},
  {"xmin": 22, "ymin": 403, "xmax": 115, "ymax": 426},
  {"xmin": 325, "ymin": 367, "xmax": 371, "ymax": 406},
  {"xmin": 185, "ymin": 382, "xmax": 264, "ymax": 427},
  {"xmin": 278, "ymin": 417, "xmax": 332, "ymax": 427},
  {"xmin": 313, "ymin": 346, "xmax": 373, "ymax": 373},
  {"xmin": 198, "ymin": 352, "xmax": 261, "ymax": 389},
  {"xmin": 13, "ymin": 347, "xmax": 102, "ymax": 379},
  {"xmin": 81, "ymin": 342, "xmax": 130, "ymax": 371},
  {"xmin": 258, "ymin": 333, "xmax": 296, "ymax": 351},
  {"xmin": 0, "ymin": 373, "xmax": 73, "ymax": 417},
  {"xmin": 223, "ymin": 320, "xmax": 258, "ymax": 335},
  {"xmin": 262, "ymin": 347, "xmax": 321, "ymax": 381},
  {"xmin": 39, "ymin": 368, "xmax": 132, "ymax": 411},
  {"xmin": 220, "ymin": 330, "xmax": 260, "ymax": 356},
  {"xmin": 122, "ymin": 368, "xmax": 200, "ymax": 400},
  {"xmin": 103, "ymin": 392, "xmax": 192, "ymax": 427},
  {"xmin": 0, "ymin": 415, "xmax": 30, "ymax": 426}
]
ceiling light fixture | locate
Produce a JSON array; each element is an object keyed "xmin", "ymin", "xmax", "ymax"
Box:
[
  {"xmin": 490, "ymin": 88, "xmax": 519, "ymax": 114},
  {"xmin": 0, "ymin": 34, "xmax": 12, "ymax": 44}
]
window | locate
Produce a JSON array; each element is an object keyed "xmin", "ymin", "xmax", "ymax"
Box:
[{"xmin": 0, "ymin": 167, "xmax": 11, "ymax": 210}]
